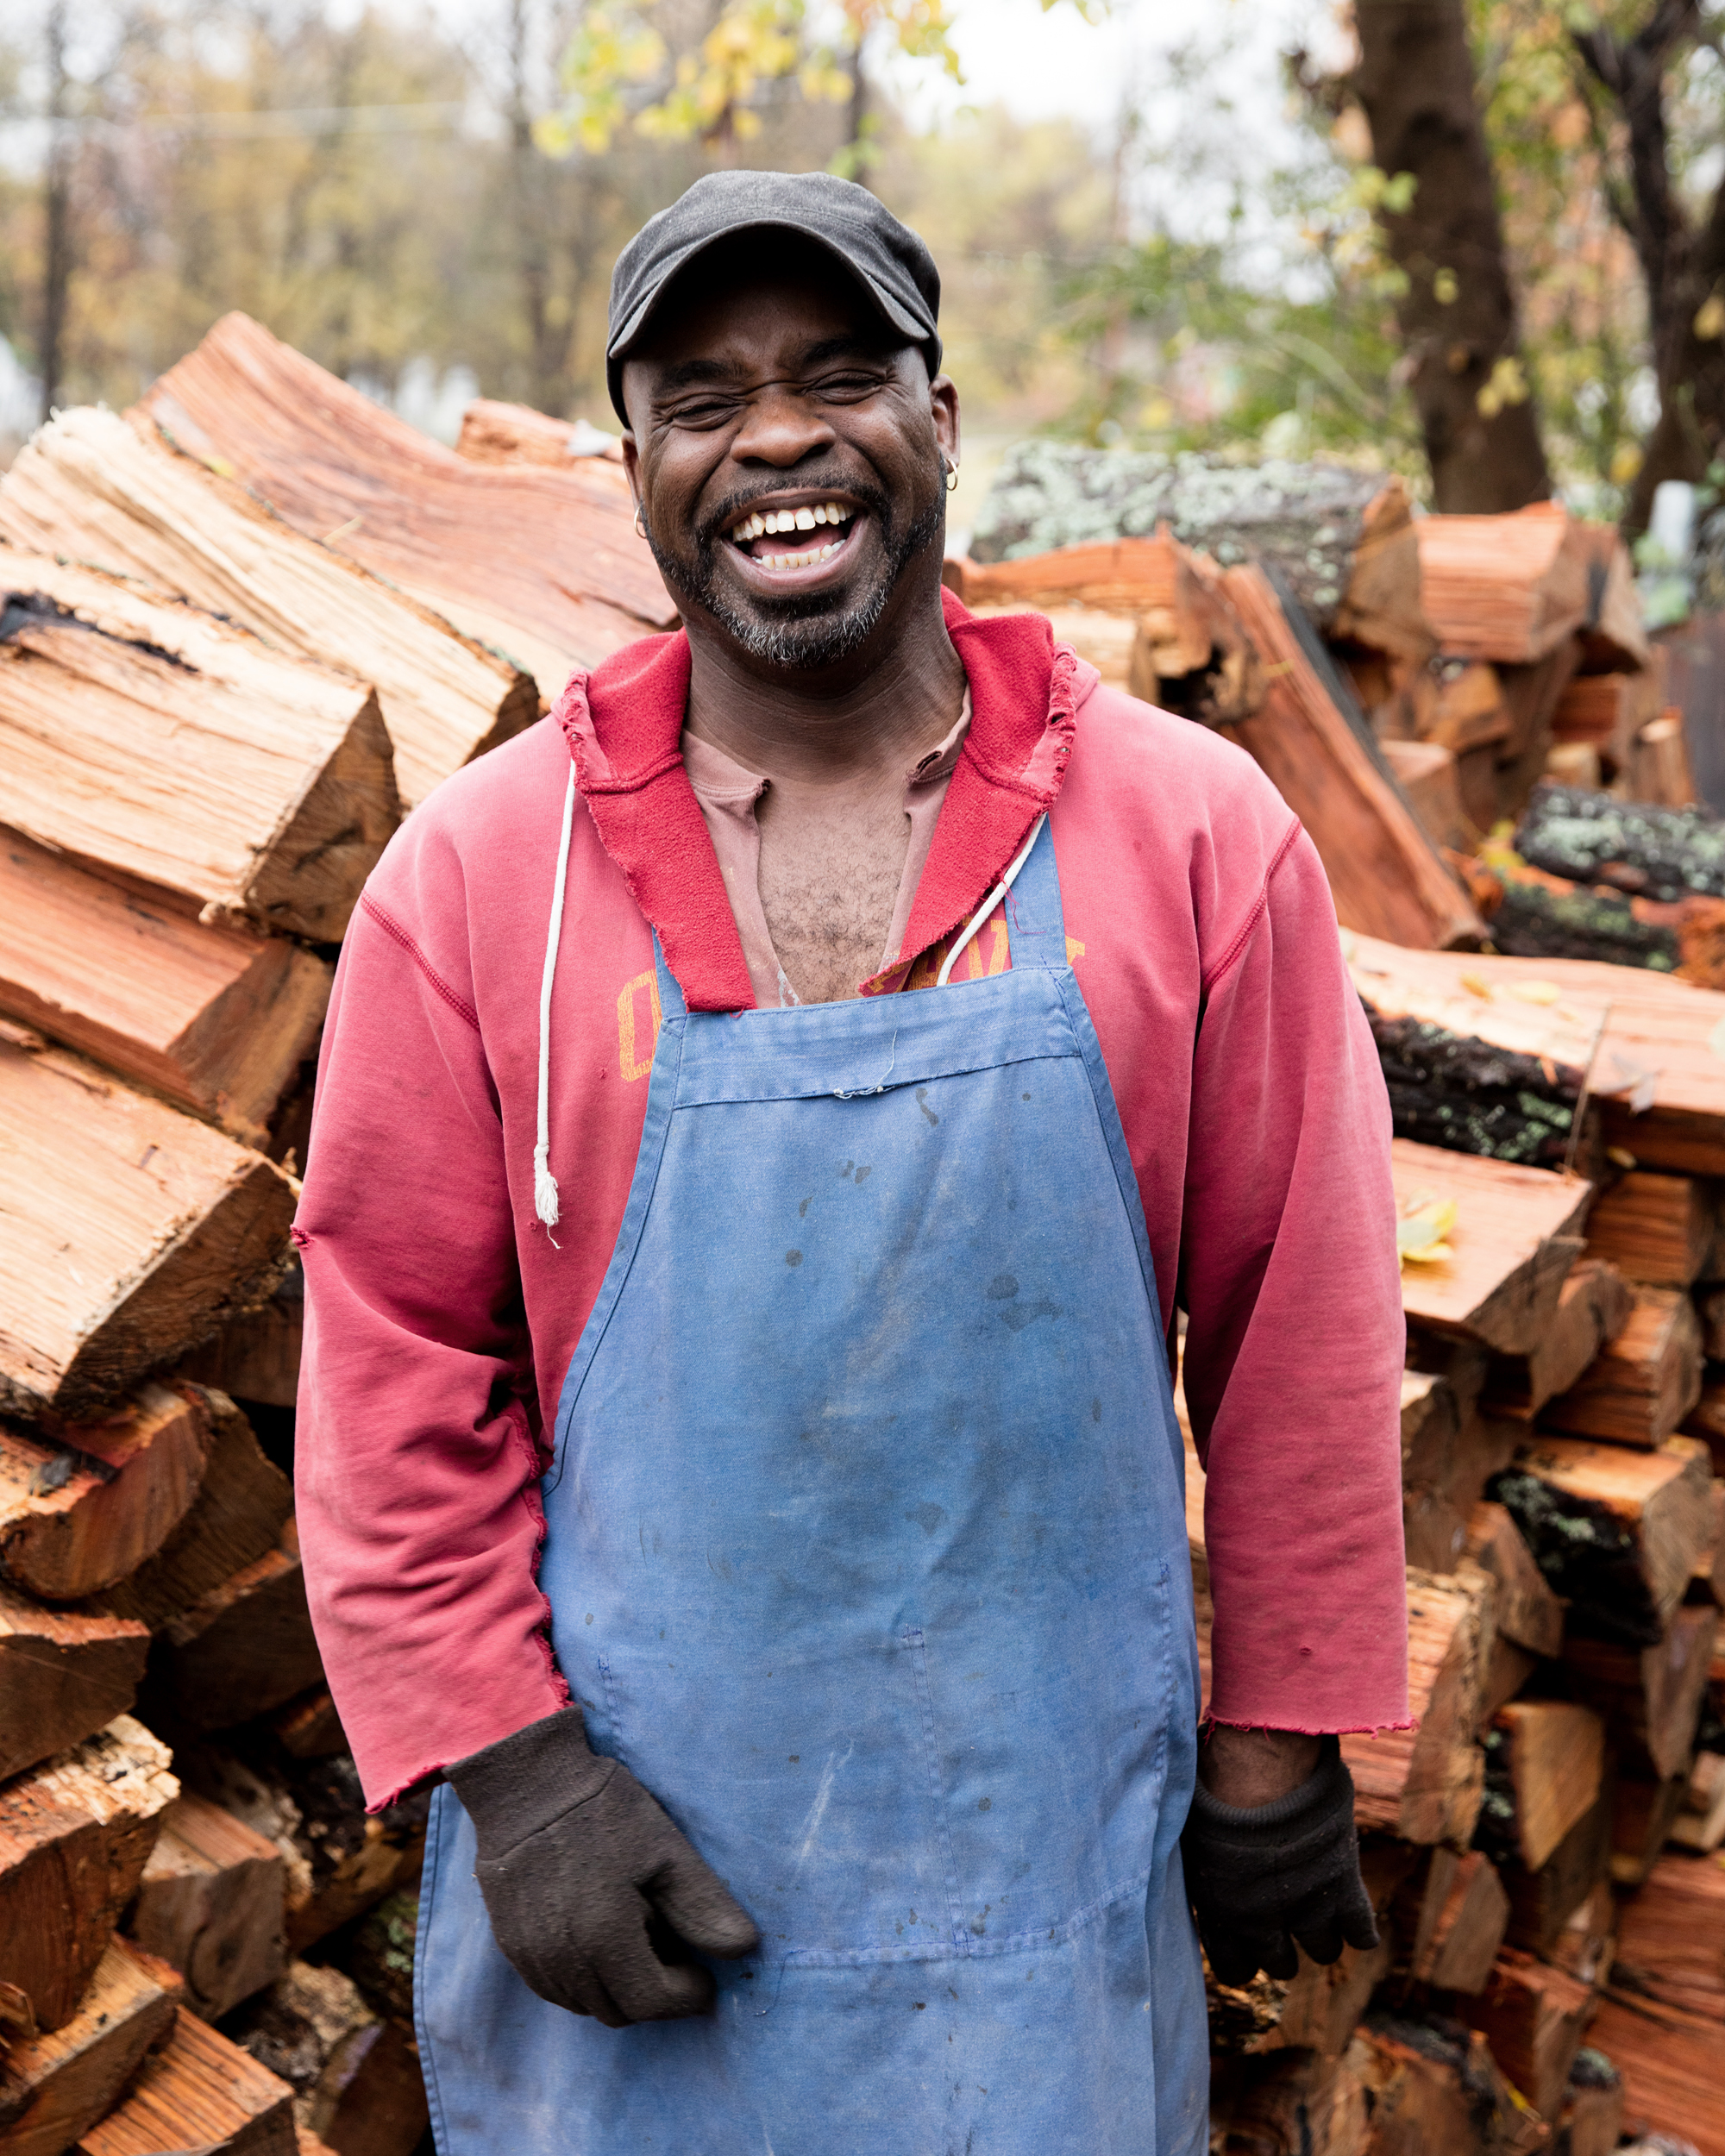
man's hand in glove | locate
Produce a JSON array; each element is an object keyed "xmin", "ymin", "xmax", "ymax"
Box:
[
  {"xmin": 1181, "ymin": 1727, "xmax": 1379, "ymax": 1984},
  {"xmin": 447, "ymin": 1707, "xmax": 759, "ymax": 2027}
]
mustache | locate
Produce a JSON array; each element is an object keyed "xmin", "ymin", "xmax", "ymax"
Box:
[{"xmin": 695, "ymin": 473, "xmax": 893, "ymax": 549}]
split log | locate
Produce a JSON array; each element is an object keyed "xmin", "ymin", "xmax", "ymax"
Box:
[
  {"xmin": 1378, "ymin": 740, "xmax": 1477, "ymax": 856},
  {"xmin": 1416, "ymin": 503, "xmax": 1594, "ymax": 663},
  {"xmin": 1557, "ymin": 2053, "xmax": 1625, "ymax": 2156},
  {"xmin": 1492, "ymin": 640, "xmax": 1586, "ymax": 824},
  {"xmin": 1342, "ymin": 1566, "xmax": 1492, "ymax": 1846},
  {"xmin": 1490, "ymin": 1433, "xmax": 1714, "ymax": 1644},
  {"xmin": 1516, "ymin": 781, "xmax": 1725, "ymax": 905},
  {"xmin": 1630, "ymin": 708, "xmax": 1699, "ymax": 808},
  {"xmin": 1475, "ymin": 1702, "xmax": 1605, "ymax": 1871},
  {"xmin": 1540, "ymin": 1285, "xmax": 1703, "ymax": 1448},
  {"xmin": 1346, "ymin": 930, "xmax": 1606, "ymax": 1171},
  {"xmin": 0, "ymin": 1586, "xmax": 148, "ymax": 1780},
  {"xmin": 950, "ymin": 531, "xmax": 1262, "ymax": 724},
  {"xmin": 173, "ymin": 1748, "xmax": 429, "ymax": 1958},
  {"xmin": 1698, "ymin": 1289, "xmax": 1725, "ymax": 1362},
  {"xmin": 1464, "ymin": 1502, "xmax": 1565, "ymax": 1655},
  {"xmin": 1345, "ymin": 932, "xmax": 1725, "ymax": 1176},
  {"xmin": 0, "ymin": 1938, "xmax": 180, "ymax": 2156},
  {"xmin": 76, "ymin": 2008, "xmax": 296, "ymax": 2156},
  {"xmin": 1209, "ymin": 2046, "xmax": 1368, "ymax": 2156},
  {"xmin": 1583, "ymin": 1169, "xmax": 1713, "ymax": 1286},
  {"xmin": 1351, "ymin": 2012, "xmax": 1546, "ymax": 2155},
  {"xmin": 271, "ymin": 1687, "xmax": 347, "ymax": 1762},
  {"xmin": 127, "ymin": 1793, "xmax": 287, "ymax": 2022},
  {"xmin": 1683, "ymin": 1377, "xmax": 1725, "ymax": 1471},
  {"xmin": 455, "ymin": 398, "xmax": 624, "ymax": 466},
  {"xmin": 1552, "ymin": 669, "xmax": 1663, "ymax": 786},
  {"xmin": 0, "ymin": 830, "xmax": 331, "ymax": 1148},
  {"xmin": 1611, "ymin": 1771, "xmax": 1690, "ymax": 1886},
  {"xmin": 1610, "ymin": 1847, "xmax": 1725, "ymax": 2023},
  {"xmin": 91, "ymin": 1390, "xmax": 292, "ymax": 1631},
  {"xmin": 139, "ymin": 312, "xmax": 674, "ymax": 691},
  {"xmin": 0, "ymin": 1718, "xmax": 178, "ymax": 2034},
  {"xmin": 1402, "ymin": 1370, "xmax": 1461, "ymax": 1489},
  {"xmin": 1502, "ymin": 1782, "xmax": 1615, "ymax": 1956},
  {"xmin": 0, "ymin": 406, "xmax": 536, "ymax": 810},
  {"xmin": 1422, "ymin": 661, "xmax": 1510, "ymax": 755},
  {"xmin": 177, "ymin": 1263, "xmax": 303, "ymax": 1413},
  {"xmin": 969, "ymin": 446, "xmax": 1430, "ymax": 659},
  {"xmin": 0, "ymin": 554, "xmax": 398, "ymax": 941},
  {"xmin": 1585, "ymin": 1992, "xmax": 1725, "ymax": 2150},
  {"xmin": 1485, "ymin": 1263, "xmax": 1634, "ymax": 1423},
  {"xmin": 346, "ymin": 1891, "xmax": 417, "ymax": 2024},
  {"xmin": 1574, "ymin": 521, "xmax": 1651, "ymax": 674},
  {"xmin": 1477, "ymin": 849, "xmax": 1725, "ymax": 985},
  {"xmin": 1479, "ymin": 1635, "xmax": 1539, "ymax": 1724},
  {"xmin": 1560, "ymin": 1604, "xmax": 1720, "ymax": 1780},
  {"xmin": 1391, "ymin": 1138, "xmax": 1591, "ymax": 1355},
  {"xmin": 1400, "ymin": 1846, "xmax": 1509, "ymax": 1993},
  {"xmin": 1544, "ymin": 1877, "xmax": 1617, "ymax": 1990},
  {"xmin": 0, "ymin": 1038, "xmax": 297, "ymax": 1421},
  {"xmin": 1208, "ymin": 1841, "xmax": 1413, "ymax": 2061},
  {"xmin": 1458, "ymin": 1948, "xmax": 1594, "ymax": 2125},
  {"xmin": 156, "ymin": 1521, "xmax": 321, "ymax": 1731},
  {"xmin": 227, "ymin": 1959, "xmax": 427, "ymax": 2156},
  {"xmin": 1, "ymin": 1383, "xmax": 212, "ymax": 1601},
  {"xmin": 302, "ymin": 2016, "xmax": 426, "ymax": 2156},
  {"xmin": 1670, "ymin": 1746, "xmax": 1725, "ymax": 1850},
  {"xmin": 1221, "ymin": 566, "xmax": 1482, "ymax": 950}
]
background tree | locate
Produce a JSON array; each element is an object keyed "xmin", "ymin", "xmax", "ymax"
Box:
[{"xmin": 1350, "ymin": 0, "xmax": 1552, "ymax": 511}]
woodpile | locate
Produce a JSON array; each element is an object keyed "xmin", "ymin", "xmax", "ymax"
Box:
[
  {"xmin": 0, "ymin": 330, "xmax": 618, "ymax": 2153},
  {"xmin": 953, "ymin": 472, "xmax": 1725, "ymax": 2151},
  {"xmin": 8, "ymin": 341, "xmax": 1725, "ymax": 2150}
]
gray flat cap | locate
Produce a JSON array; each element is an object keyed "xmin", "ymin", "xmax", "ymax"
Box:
[{"xmin": 606, "ymin": 170, "xmax": 941, "ymax": 423}]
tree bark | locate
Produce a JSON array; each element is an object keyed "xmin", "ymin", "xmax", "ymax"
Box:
[
  {"xmin": 1352, "ymin": 0, "xmax": 1552, "ymax": 511},
  {"xmin": 1574, "ymin": 0, "xmax": 1725, "ymax": 533}
]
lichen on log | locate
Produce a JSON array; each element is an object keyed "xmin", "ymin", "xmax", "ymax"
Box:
[
  {"xmin": 1367, "ymin": 1009, "xmax": 1579, "ymax": 1166},
  {"xmin": 1515, "ymin": 782, "xmax": 1725, "ymax": 903},
  {"xmin": 969, "ymin": 442, "xmax": 1392, "ymax": 626}
]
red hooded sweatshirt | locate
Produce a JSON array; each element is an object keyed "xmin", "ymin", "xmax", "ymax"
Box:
[{"xmin": 294, "ymin": 598, "xmax": 1409, "ymax": 1808}]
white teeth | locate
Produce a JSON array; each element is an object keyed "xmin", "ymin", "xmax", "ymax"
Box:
[
  {"xmin": 729, "ymin": 504, "xmax": 855, "ymax": 544},
  {"xmin": 759, "ymin": 540, "xmax": 844, "ymax": 569}
]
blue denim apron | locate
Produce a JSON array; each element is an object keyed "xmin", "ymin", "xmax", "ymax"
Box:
[{"xmin": 416, "ymin": 823, "xmax": 1207, "ymax": 2153}]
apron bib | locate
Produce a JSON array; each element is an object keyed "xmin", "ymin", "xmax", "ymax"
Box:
[{"xmin": 417, "ymin": 823, "xmax": 1207, "ymax": 2154}]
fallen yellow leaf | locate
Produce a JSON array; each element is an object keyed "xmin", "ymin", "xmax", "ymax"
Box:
[{"xmin": 1511, "ymin": 981, "xmax": 1561, "ymax": 1006}]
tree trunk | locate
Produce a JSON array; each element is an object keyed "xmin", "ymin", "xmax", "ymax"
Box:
[
  {"xmin": 1352, "ymin": 0, "xmax": 1552, "ymax": 511},
  {"xmin": 1574, "ymin": 1, "xmax": 1725, "ymax": 534},
  {"xmin": 39, "ymin": 2, "xmax": 72, "ymax": 423}
]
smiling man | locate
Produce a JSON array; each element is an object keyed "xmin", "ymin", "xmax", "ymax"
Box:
[{"xmin": 295, "ymin": 172, "xmax": 1409, "ymax": 2155}]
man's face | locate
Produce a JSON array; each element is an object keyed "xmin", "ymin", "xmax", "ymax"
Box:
[{"xmin": 620, "ymin": 242, "xmax": 959, "ymax": 673}]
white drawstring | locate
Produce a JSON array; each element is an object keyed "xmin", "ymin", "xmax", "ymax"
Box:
[
  {"xmin": 935, "ymin": 815, "xmax": 1046, "ymax": 988},
  {"xmin": 535, "ymin": 768, "xmax": 578, "ymax": 1232}
]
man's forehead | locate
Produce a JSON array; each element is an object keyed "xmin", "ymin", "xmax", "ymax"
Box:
[{"xmin": 628, "ymin": 272, "xmax": 905, "ymax": 390}]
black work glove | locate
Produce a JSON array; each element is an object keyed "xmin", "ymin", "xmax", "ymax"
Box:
[
  {"xmin": 1181, "ymin": 1733, "xmax": 1379, "ymax": 1984},
  {"xmin": 447, "ymin": 1707, "xmax": 759, "ymax": 2027}
]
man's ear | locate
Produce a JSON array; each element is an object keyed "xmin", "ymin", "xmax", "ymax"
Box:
[
  {"xmin": 620, "ymin": 432, "xmax": 643, "ymax": 511},
  {"xmin": 930, "ymin": 375, "xmax": 961, "ymax": 473}
]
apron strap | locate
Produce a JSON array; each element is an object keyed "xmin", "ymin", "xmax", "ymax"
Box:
[
  {"xmin": 652, "ymin": 932, "xmax": 688, "ymax": 1021},
  {"xmin": 1003, "ymin": 815, "xmax": 1067, "ymax": 971}
]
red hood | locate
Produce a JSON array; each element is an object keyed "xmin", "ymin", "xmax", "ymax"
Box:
[{"xmin": 554, "ymin": 587, "xmax": 1082, "ymax": 1011}]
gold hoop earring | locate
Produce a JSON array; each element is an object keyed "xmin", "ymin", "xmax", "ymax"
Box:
[
  {"xmin": 634, "ymin": 505, "xmax": 647, "ymax": 538},
  {"xmin": 944, "ymin": 459, "xmax": 960, "ymax": 494}
]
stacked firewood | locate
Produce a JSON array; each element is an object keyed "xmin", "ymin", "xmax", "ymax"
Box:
[
  {"xmin": 0, "ymin": 317, "xmax": 674, "ymax": 2156},
  {"xmin": 960, "ymin": 473, "xmax": 1725, "ymax": 2153},
  {"xmin": 9, "ymin": 318, "xmax": 1725, "ymax": 2152}
]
